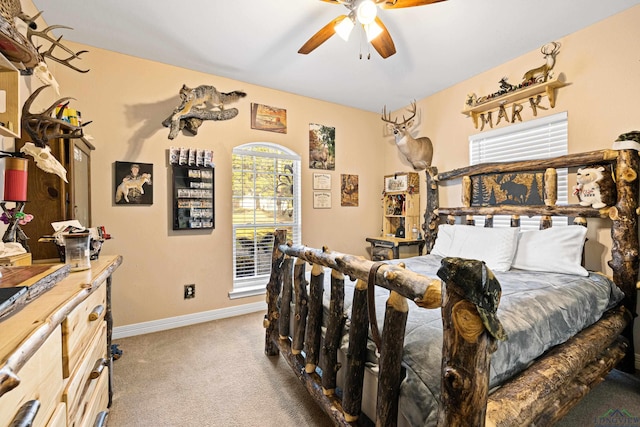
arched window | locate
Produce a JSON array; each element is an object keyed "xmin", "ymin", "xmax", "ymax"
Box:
[{"xmin": 230, "ymin": 143, "xmax": 301, "ymax": 298}]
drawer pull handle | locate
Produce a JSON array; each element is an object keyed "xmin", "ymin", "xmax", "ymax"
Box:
[
  {"xmin": 89, "ymin": 304, "xmax": 105, "ymax": 321},
  {"xmin": 90, "ymin": 357, "xmax": 108, "ymax": 379},
  {"xmin": 94, "ymin": 410, "xmax": 108, "ymax": 427},
  {"xmin": 10, "ymin": 399, "xmax": 40, "ymax": 427}
]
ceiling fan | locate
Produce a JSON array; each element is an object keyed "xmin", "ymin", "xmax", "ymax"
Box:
[{"xmin": 298, "ymin": 0, "xmax": 446, "ymax": 59}]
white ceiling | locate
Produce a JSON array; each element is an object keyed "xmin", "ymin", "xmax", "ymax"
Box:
[{"xmin": 32, "ymin": 0, "xmax": 640, "ymax": 113}]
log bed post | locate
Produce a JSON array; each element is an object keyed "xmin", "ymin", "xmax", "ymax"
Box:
[
  {"xmin": 376, "ymin": 291, "xmax": 409, "ymax": 427},
  {"xmin": 609, "ymin": 149, "xmax": 640, "ymax": 371},
  {"xmin": 292, "ymin": 258, "xmax": 309, "ymax": 355},
  {"xmin": 321, "ymin": 269, "xmax": 346, "ymax": 395},
  {"xmin": 265, "ymin": 229, "xmax": 287, "ymax": 356},
  {"xmin": 278, "ymin": 256, "xmax": 294, "ymax": 340},
  {"xmin": 305, "ymin": 264, "xmax": 325, "ymax": 373},
  {"xmin": 342, "ymin": 279, "xmax": 369, "ymax": 422},
  {"xmin": 436, "ymin": 257, "xmax": 506, "ymax": 427},
  {"xmin": 424, "ymin": 166, "xmax": 439, "ymax": 253}
]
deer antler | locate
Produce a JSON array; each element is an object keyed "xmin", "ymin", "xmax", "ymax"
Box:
[
  {"xmin": 381, "ymin": 101, "xmax": 417, "ymax": 126},
  {"xmin": 21, "ymin": 85, "xmax": 92, "ymax": 148},
  {"xmin": 21, "ymin": 12, "xmax": 89, "ymax": 73}
]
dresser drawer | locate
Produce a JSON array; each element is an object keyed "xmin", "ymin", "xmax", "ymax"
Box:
[
  {"xmin": 0, "ymin": 326, "xmax": 63, "ymax": 427},
  {"xmin": 63, "ymin": 322, "xmax": 107, "ymax": 427},
  {"xmin": 46, "ymin": 402, "xmax": 67, "ymax": 427},
  {"xmin": 62, "ymin": 286, "xmax": 107, "ymax": 377},
  {"xmin": 77, "ymin": 371, "xmax": 109, "ymax": 427}
]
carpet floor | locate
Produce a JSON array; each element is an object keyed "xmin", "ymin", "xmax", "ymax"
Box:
[{"xmin": 107, "ymin": 311, "xmax": 640, "ymax": 426}]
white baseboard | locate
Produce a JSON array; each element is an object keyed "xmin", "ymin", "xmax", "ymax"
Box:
[{"xmin": 112, "ymin": 301, "xmax": 267, "ymax": 339}]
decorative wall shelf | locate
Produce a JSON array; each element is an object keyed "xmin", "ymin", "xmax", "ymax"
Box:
[
  {"xmin": 462, "ymin": 76, "xmax": 569, "ymax": 129},
  {"xmin": 0, "ymin": 53, "xmax": 20, "ymax": 138}
]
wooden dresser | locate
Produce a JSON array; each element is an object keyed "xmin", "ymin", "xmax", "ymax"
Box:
[{"xmin": 0, "ymin": 255, "xmax": 122, "ymax": 427}]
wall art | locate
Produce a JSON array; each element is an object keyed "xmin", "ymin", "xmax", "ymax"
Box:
[
  {"xmin": 341, "ymin": 174, "xmax": 358, "ymax": 207},
  {"xmin": 313, "ymin": 172, "xmax": 331, "ymax": 190},
  {"xmin": 313, "ymin": 191, "xmax": 331, "ymax": 209},
  {"xmin": 250, "ymin": 103, "xmax": 287, "ymax": 133},
  {"xmin": 309, "ymin": 123, "xmax": 335, "ymax": 170},
  {"xmin": 114, "ymin": 161, "xmax": 153, "ymax": 205}
]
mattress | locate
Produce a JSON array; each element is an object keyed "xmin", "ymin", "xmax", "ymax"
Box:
[{"xmin": 317, "ymin": 254, "xmax": 624, "ymax": 426}]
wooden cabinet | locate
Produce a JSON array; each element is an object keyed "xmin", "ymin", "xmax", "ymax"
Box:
[
  {"xmin": 366, "ymin": 172, "xmax": 423, "ymax": 261},
  {"xmin": 0, "ymin": 256, "xmax": 122, "ymax": 427},
  {"xmin": 382, "ymin": 172, "xmax": 420, "ymax": 238},
  {"xmin": 17, "ymin": 137, "xmax": 95, "ymax": 261}
]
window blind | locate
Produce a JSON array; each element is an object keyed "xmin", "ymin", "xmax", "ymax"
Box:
[{"xmin": 469, "ymin": 112, "xmax": 568, "ymax": 229}]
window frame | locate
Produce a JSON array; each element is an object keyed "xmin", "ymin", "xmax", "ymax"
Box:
[{"xmin": 229, "ymin": 142, "xmax": 301, "ymax": 299}]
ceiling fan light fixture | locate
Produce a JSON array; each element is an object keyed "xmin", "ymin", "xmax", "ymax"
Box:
[
  {"xmin": 364, "ymin": 21, "xmax": 383, "ymax": 42},
  {"xmin": 356, "ymin": 0, "xmax": 377, "ymax": 25},
  {"xmin": 335, "ymin": 16, "xmax": 355, "ymax": 41}
]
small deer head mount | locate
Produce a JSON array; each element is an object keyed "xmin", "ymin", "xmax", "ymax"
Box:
[{"xmin": 381, "ymin": 101, "xmax": 433, "ymax": 171}]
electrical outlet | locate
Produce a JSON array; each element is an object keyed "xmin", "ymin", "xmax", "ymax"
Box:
[{"xmin": 184, "ymin": 284, "xmax": 195, "ymax": 299}]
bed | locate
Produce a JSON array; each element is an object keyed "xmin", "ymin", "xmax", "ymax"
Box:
[{"xmin": 263, "ymin": 148, "xmax": 639, "ymax": 426}]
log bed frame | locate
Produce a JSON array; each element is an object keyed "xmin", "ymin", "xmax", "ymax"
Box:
[{"xmin": 264, "ymin": 148, "xmax": 639, "ymax": 426}]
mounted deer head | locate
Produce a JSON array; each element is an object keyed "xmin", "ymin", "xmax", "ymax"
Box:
[
  {"xmin": 381, "ymin": 101, "xmax": 433, "ymax": 171},
  {"xmin": 522, "ymin": 41, "xmax": 561, "ymax": 84}
]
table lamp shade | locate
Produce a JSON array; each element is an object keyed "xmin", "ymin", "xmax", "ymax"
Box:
[{"xmin": 2, "ymin": 157, "xmax": 28, "ymax": 202}]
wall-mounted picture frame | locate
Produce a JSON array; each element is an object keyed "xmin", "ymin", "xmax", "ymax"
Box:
[
  {"xmin": 313, "ymin": 191, "xmax": 331, "ymax": 209},
  {"xmin": 341, "ymin": 174, "xmax": 358, "ymax": 207},
  {"xmin": 309, "ymin": 123, "xmax": 335, "ymax": 170},
  {"xmin": 115, "ymin": 161, "xmax": 153, "ymax": 205},
  {"xmin": 313, "ymin": 172, "xmax": 331, "ymax": 190},
  {"xmin": 251, "ymin": 103, "xmax": 287, "ymax": 133},
  {"xmin": 384, "ymin": 174, "xmax": 408, "ymax": 193}
]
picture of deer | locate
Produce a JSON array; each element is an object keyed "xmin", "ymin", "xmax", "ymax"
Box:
[
  {"xmin": 381, "ymin": 101, "xmax": 433, "ymax": 171},
  {"xmin": 522, "ymin": 41, "xmax": 561, "ymax": 84}
]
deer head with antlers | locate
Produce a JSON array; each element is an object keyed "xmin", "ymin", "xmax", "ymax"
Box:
[{"xmin": 381, "ymin": 101, "xmax": 433, "ymax": 171}]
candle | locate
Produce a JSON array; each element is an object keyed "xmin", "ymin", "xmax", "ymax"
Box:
[{"xmin": 3, "ymin": 157, "xmax": 28, "ymax": 202}]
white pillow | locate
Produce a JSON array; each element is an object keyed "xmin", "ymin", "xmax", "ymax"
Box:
[
  {"xmin": 430, "ymin": 224, "xmax": 519, "ymax": 272},
  {"xmin": 511, "ymin": 226, "xmax": 588, "ymax": 276}
]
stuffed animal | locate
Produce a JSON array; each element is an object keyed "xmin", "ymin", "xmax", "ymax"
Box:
[{"xmin": 573, "ymin": 165, "xmax": 616, "ymax": 208}]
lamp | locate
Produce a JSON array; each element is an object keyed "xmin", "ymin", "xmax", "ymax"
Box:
[
  {"xmin": 335, "ymin": 15, "xmax": 355, "ymax": 41},
  {"xmin": 356, "ymin": 0, "xmax": 377, "ymax": 25}
]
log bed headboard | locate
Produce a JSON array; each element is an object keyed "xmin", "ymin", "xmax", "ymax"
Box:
[
  {"xmin": 264, "ymin": 148, "xmax": 639, "ymax": 426},
  {"xmin": 423, "ymin": 148, "xmax": 638, "ymax": 339}
]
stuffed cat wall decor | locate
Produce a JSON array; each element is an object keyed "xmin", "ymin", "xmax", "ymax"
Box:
[{"xmin": 573, "ymin": 165, "xmax": 616, "ymax": 209}]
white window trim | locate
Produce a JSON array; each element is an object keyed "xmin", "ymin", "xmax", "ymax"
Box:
[{"xmin": 229, "ymin": 142, "xmax": 301, "ymax": 299}]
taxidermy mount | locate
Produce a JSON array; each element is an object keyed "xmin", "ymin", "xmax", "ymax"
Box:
[
  {"xmin": 381, "ymin": 101, "xmax": 433, "ymax": 171},
  {"xmin": 162, "ymin": 84, "xmax": 247, "ymax": 140}
]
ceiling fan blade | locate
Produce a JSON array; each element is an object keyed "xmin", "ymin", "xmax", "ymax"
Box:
[
  {"xmin": 318, "ymin": 0, "xmax": 343, "ymax": 3},
  {"xmin": 298, "ymin": 15, "xmax": 347, "ymax": 55},
  {"xmin": 369, "ymin": 17, "xmax": 396, "ymax": 58},
  {"xmin": 378, "ymin": 0, "xmax": 447, "ymax": 9}
]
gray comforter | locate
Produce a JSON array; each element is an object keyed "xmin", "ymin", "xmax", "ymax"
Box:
[{"xmin": 321, "ymin": 254, "xmax": 624, "ymax": 426}]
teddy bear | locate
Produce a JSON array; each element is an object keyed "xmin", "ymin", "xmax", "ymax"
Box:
[{"xmin": 573, "ymin": 165, "xmax": 616, "ymax": 208}]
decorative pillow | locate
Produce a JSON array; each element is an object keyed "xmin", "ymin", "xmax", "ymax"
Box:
[
  {"xmin": 511, "ymin": 226, "xmax": 588, "ymax": 276},
  {"xmin": 430, "ymin": 224, "xmax": 519, "ymax": 272}
]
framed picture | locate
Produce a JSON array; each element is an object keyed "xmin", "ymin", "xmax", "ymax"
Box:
[
  {"xmin": 115, "ymin": 161, "xmax": 153, "ymax": 205},
  {"xmin": 341, "ymin": 174, "xmax": 358, "ymax": 207},
  {"xmin": 313, "ymin": 173, "xmax": 331, "ymax": 190},
  {"xmin": 309, "ymin": 123, "xmax": 335, "ymax": 170},
  {"xmin": 313, "ymin": 191, "xmax": 331, "ymax": 209},
  {"xmin": 250, "ymin": 103, "xmax": 287, "ymax": 133},
  {"xmin": 385, "ymin": 174, "xmax": 408, "ymax": 193}
]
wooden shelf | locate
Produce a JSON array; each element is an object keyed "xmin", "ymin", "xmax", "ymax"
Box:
[
  {"xmin": 462, "ymin": 77, "xmax": 568, "ymax": 129},
  {"xmin": 0, "ymin": 53, "xmax": 19, "ymax": 138}
]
